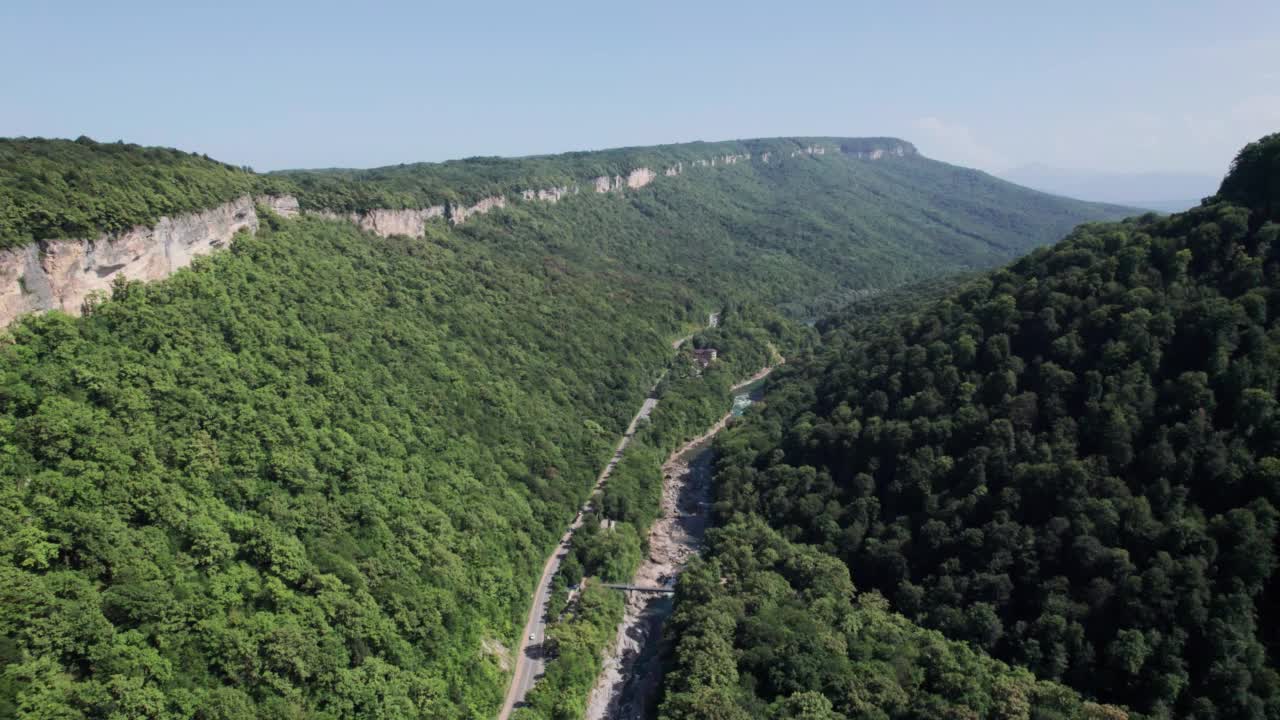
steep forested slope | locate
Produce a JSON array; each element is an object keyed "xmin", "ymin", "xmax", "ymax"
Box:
[
  {"xmin": 281, "ymin": 137, "xmax": 1133, "ymax": 315},
  {"xmin": 1, "ymin": 136, "xmax": 1133, "ymax": 311},
  {"xmin": 661, "ymin": 518, "xmax": 1123, "ymax": 720},
  {"xmin": 0, "ymin": 215, "xmax": 698, "ymax": 717},
  {"xmin": 685, "ymin": 133, "xmax": 1280, "ymax": 718},
  {"xmin": 0, "ymin": 134, "xmax": 1134, "ymax": 718}
]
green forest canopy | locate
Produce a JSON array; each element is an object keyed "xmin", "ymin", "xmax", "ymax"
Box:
[
  {"xmin": 679, "ymin": 132, "xmax": 1280, "ymax": 719},
  {"xmin": 0, "ymin": 137, "xmax": 286, "ymax": 247},
  {"xmin": 660, "ymin": 517, "xmax": 1126, "ymax": 720},
  {"xmin": 0, "ymin": 132, "xmax": 1141, "ymax": 718},
  {"xmin": 1, "ymin": 135, "xmax": 1133, "ymax": 263}
]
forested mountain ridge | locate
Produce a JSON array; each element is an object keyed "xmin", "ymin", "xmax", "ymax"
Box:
[
  {"xmin": 0, "ymin": 137, "xmax": 286, "ymax": 248},
  {"xmin": 1, "ymin": 135, "xmax": 1136, "ymax": 328},
  {"xmin": 1, "ymin": 135, "xmax": 1134, "ymax": 252},
  {"xmin": 0, "ymin": 133, "xmax": 1138, "ymax": 718},
  {"xmin": 675, "ymin": 132, "xmax": 1280, "ymax": 718}
]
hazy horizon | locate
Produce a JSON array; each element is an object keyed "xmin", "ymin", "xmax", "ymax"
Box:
[{"xmin": 4, "ymin": 1, "xmax": 1276, "ymax": 176}]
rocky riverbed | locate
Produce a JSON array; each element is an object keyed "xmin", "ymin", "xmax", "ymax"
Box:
[
  {"xmin": 585, "ymin": 372, "xmax": 773, "ymax": 720},
  {"xmin": 584, "ymin": 436, "xmax": 715, "ymax": 720}
]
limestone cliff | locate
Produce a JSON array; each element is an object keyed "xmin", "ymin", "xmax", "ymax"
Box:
[
  {"xmin": 594, "ymin": 168, "xmax": 656, "ymax": 192},
  {"xmin": 626, "ymin": 168, "xmax": 656, "ymax": 189},
  {"xmin": 790, "ymin": 145, "xmax": 828, "ymax": 157},
  {"xmin": 308, "ymin": 206, "xmax": 446, "ymax": 238},
  {"xmin": 1, "ymin": 142, "xmax": 914, "ymax": 327},
  {"xmin": 848, "ymin": 144, "xmax": 913, "ymax": 160},
  {"xmin": 841, "ymin": 140, "xmax": 917, "ymax": 159},
  {"xmin": 1, "ymin": 196, "xmax": 263, "ymax": 326},
  {"xmin": 255, "ymin": 194, "xmax": 301, "ymax": 218},
  {"xmin": 448, "ymin": 195, "xmax": 506, "ymax": 225},
  {"xmin": 521, "ymin": 186, "xmax": 572, "ymax": 203},
  {"xmin": 363, "ymin": 207, "xmax": 446, "ymax": 235}
]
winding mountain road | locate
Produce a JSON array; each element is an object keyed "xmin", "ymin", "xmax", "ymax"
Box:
[{"xmin": 497, "ymin": 316, "xmax": 715, "ymax": 719}]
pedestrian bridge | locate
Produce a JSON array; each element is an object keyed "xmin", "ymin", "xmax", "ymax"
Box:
[{"xmin": 600, "ymin": 583, "xmax": 675, "ymax": 594}]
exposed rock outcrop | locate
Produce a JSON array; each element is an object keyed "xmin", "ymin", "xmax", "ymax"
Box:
[
  {"xmin": 255, "ymin": 194, "xmax": 301, "ymax": 218},
  {"xmin": 594, "ymin": 168, "xmax": 656, "ymax": 193},
  {"xmin": 448, "ymin": 195, "xmax": 506, "ymax": 225},
  {"xmin": 520, "ymin": 186, "xmax": 572, "ymax": 203},
  {"xmin": 3, "ymin": 141, "xmax": 911, "ymax": 327},
  {"xmin": 848, "ymin": 144, "xmax": 913, "ymax": 160},
  {"xmin": 307, "ymin": 208, "xmax": 362, "ymax": 226},
  {"xmin": 307, "ymin": 206, "xmax": 446, "ymax": 237},
  {"xmin": 364, "ymin": 207, "xmax": 446, "ymax": 235},
  {"xmin": 790, "ymin": 144, "xmax": 828, "ymax": 157},
  {"xmin": 626, "ymin": 167, "xmax": 656, "ymax": 189},
  {"xmin": 1, "ymin": 196, "xmax": 263, "ymax": 326}
]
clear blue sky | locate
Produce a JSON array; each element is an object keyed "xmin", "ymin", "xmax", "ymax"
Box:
[{"xmin": 3, "ymin": 0, "xmax": 1276, "ymax": 175}]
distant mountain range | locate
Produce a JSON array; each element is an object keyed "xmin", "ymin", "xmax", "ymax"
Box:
[{"xmin": 999, "ymin": 162, "xmax": 1221, "ymax": 212}]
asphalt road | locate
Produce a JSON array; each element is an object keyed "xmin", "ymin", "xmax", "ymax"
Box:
[
  {"xmin": 496, "ymin": 392, "xmax": 662, "ymax": 718},
  {"xmin": 497, "ymin": 318, "xmax": 718, "ymax": 718}
]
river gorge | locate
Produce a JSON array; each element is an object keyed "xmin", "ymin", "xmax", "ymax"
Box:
[{"xmin": 585, "ymin": 377, "xmax": 769, "ymax": 719}]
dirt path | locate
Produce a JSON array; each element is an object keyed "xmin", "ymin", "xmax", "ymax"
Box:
[{"xmin": 584, "ymin": 360, "xmax": 781, "ymax": 720}]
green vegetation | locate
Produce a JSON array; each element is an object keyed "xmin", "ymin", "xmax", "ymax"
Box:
[
  {"xmin": 274, "ymin": 138, "xmax": 923, "ymax": 212},
  {"xmin": 674, "ymin": 133, "xmax": 1280, "ymax": 718},
  {"xmin": 517, "ymin": 308, "xmax": 807, "ymax": 720},
  {"xmin": 1, "ymin": 135, "xmax": 1133, "ymax": 318},
  {"xmin": 282, "ymin": 137, "xmax": 1135, "ymax": 317},
  {"xmin": 661, "ymin": 517, "xmax": 1124, "ymax": 720},
  {"xmin": 0, "ymin": 136, "xmax": 288, "ymax": 248},
  {"xmin": 513, "ymin": 584, "xmax": 625, "ymax": 720},
  {"xmin": 0, "ymin": 132, "xmax": 1139, "ymax": 718},
  {"xmin": 0, "ymin": 214, "xmax": 699, "ymax": 717}
]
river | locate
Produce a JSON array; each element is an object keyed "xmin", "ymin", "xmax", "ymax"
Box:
[{"xmin": 583, "ymin": 378, "xmax": 767, "ymax": 720}]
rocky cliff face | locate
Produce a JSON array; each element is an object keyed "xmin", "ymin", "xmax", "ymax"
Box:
[
  {"xmin": 0, "ymin": 196, "xmax": 263, "ymax": 326},
  {"xmin": 2, "ymin": 141, "xmax": 918, "ymax": 327},
  {"xmin": 363, "ymin": 207, "xmax": 446, "ymax": 235},
  {"xmin": 0, "ymin": 185, "xmax": 537, "ymax": 327},
  {"xmin": 790, "ymin": 145, "xmax": 828, "ymax": 157},
  {"xmin": 848, "ymin": 144, "xmax": 913, "ymax": 160},
  {"xmin": 448, "ymin": 195, "xmax": 506, "ymax": 225},
  {"xmin": 841, "ymin": 140, "xmax": 917, "ymax": 160},
  {"xmin": 626, "ymin": 167, "xmax": 657, "ymax": 189},
  {"xmin": 255, "ymin": 194, "xmax": 301, "ymax": 218},
  {"xmin": 308, "ymin": 206, "xmax": 446, "ymax": 237},
  {"xmin": 521, "ymin": 186, "xmax": 572, "ymax": 203},
  {"xmin": 595, "ymin": 168, "xmax": 657, "ymax": 192}
]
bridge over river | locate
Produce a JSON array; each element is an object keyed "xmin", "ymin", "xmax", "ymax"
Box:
[{"xmin": 600, "ymin": 583, "xmax": 675, "ymax": 594}]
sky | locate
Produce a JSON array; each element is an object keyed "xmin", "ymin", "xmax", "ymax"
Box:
[{"xmin": 2, "ymin": 0, "xmax": 1277, "ymax": 176}]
